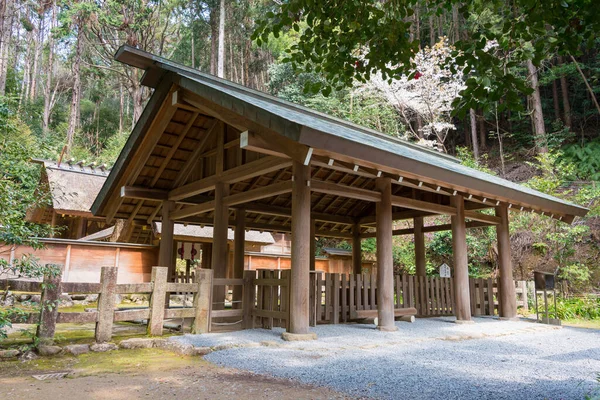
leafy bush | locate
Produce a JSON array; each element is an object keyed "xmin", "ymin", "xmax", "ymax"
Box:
[
  {"xmin": 560, "ymin": 139, "xmax": 600, "ymax": 180},
  {"xmin": 545, "ymin": 296, "xmax": 600, "ymax": 320}
]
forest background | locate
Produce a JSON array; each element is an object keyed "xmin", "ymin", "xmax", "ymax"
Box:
[{"xmin": 0, "ymin": 0, "xmax": 599, "ymax": 314}]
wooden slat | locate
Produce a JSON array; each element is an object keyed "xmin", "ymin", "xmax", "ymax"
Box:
[
  {"xmin": 332, "ymin": 273, "xmax": 340, "ymax": 324},
  {"xmin": 213, "ymin": 278, "xmax": 244, "ymax": 286},
  {"xmin": 370, "ymin": 272, "xmax": 376, "ymax": 311},
  {"xmin": 115, "ymin": 283, "xmax": 153, "ymax": 294},
  {"xmin": 210, "ymin": 309, "xmax": 244, "ymax": 318},
  {"xmin": 114, "ymin": 309, "xmax": 151, "ymax": 321},
  {"xmin": 351, "ymin": 307, "xmax": 417, "ymax": 320},
  {"xmin": 341, "ymin": 274, "xmax": 348, "ymax": 322},
  {"xmin": 252, "ymin": 309, "xmax": 288, "ymax": 319},
  {"xmin": 356, "ymin": 274, "xmax": 363, "ymax": 311}
]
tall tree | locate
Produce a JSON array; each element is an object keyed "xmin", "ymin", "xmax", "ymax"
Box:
[
  {"xmin": 217, "ymin": 0, "xmax": 225, "ymax": 78},
  {"xmin": 527, "ymin": 59, "xmax": 548, "ymax": 153}
]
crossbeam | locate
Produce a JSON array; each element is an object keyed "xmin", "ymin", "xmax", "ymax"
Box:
[
  {"xmin": 169, "ymin": 156, "xmax": 292, "ymax": 201},
  {"xmin": 170, "ymin": 201, "xmax": 216, "ymax": 220},
  {"xmin": 391, "ymin": 195, "xmax": 457, "ymax": 216},
  {"xmin": 240, "ymin": 131, "xmax": 313, "ymax": 165},
  {"xmin": 360, "ymin": 221, "xmax": 493, "ymax": 238},
  {"xmin": 223, "ymin": 181, "xmax": 293, "ymax": 207},
  {"xmin": 310, "ymin": 180, "xmax": 381, "ymax": 202},
  {"xmin": 464, "ymin": 210, "xmax": 501, "ymax": 225}
]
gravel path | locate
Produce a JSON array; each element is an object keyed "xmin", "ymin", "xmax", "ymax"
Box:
[{"xmin": 172, "ymin": 317, "xmax": 600, "ymax": 399}]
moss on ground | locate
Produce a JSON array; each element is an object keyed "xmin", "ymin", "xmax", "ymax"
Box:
[{"xmin": 0, "ymin": 348, "xmax": 200, "ymax": 378}]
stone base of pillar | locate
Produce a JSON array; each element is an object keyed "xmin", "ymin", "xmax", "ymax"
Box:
[
  {"xmin": 454, "ymin": 319, "xmax": 475, "ymax": 325},
  {"xmin": 281, "ymin": 332, "xmax": 317, "ymax": 341},
  {"xmin": 375, "ymin": 321, "xmax": 398, "ymax": 332},
  {"xmin": 499, "ymin": 316, "xmax": 520, "ymax": 322}
]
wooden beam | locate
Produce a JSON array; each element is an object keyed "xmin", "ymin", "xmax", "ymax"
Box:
[
  {"xmin": 240, "ymin": 130, "xmax": 313, "ymax": 165},
  {"xmin": 352, "ymin": 222, "xmax": 362, "ymax": 275},
  {"xmin": 391, "ymin": 196, "xmax": 457, "ymax": 216},
  {"xmin": 170, "ymin": 201, "xmax": 216, "ymax": 220},
  {"xmin": 158, "ymin": 201, "xmax": 175, "ymax": 273},
  {"xmin": 169, "ymin": 156, "xmax": 292, "ymax": 201},
  {"xmin": 310, "ymin": 180, "xmax": 381, "ymax": 202},
  {"xmin": 360, "ymin": 220, "xmax": 494, "ymax": 238},
  {"xmin": 464, "ymin": 210, "xmax": 501, "ymax": 225},
  {"xmin": 121, "ymin": 186, "xmax": 168, "ymax": 201},
  {"xmin": 233, "ymin": 208, "xmax": 245, "ymax": 309},
  {"xmin": 223, "ymin": 181, "xmax": 293, "ymax": 207},
  {"xmin": 211, "ymin": 182, "xmax": 229, "ymax": 311}
]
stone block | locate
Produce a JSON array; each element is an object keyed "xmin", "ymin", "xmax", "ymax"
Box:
[
  {"xmin": 90, "ymin": 342, "xmax": 118, "ymax": 352},
  {"xmin": 38, "ymin": 345, "xmax": 63, "ymax": 356},
  {"xmin": 64, "ymin": 344, "xmax": 90, "ymax": 356},
  {"xmin": 119, "ymin": 338, "xmax": 155, "ymax": 349}
]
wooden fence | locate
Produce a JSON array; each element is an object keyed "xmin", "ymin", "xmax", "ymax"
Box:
[
  {"xmin": 3, "ymin": 266, "xmax": 213, "ymax": 342},
  {"xmin": 310, "ymin": 272, "xmax": 529, "ymax": 325}
]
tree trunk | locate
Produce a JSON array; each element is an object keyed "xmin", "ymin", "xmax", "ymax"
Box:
[
  {"xmin": 0, "ymin": 0, "xmax": 14, "ymax": 95},
  {"xmin": 66, "ymin": 23, "xmax": 83, "ymax": 153},
  {"xmin": 478, "ymin": 110, "xmax": 486, "ymax": 150},
  {"xmin": 452, "ymin": 5, "xmax": 460, "ymax": 43},
  {"xmin": 119, "ymin": 81, "xmax": 124, "ymax": 133},
  {"xmin": 131, "ymin": 80, "xmax": 144, "ymax": 124},
  {"xmin": 42, "ymin": 3, "xmax": 56, "ymax": 135},
  {"xmin": 557, "ymin": 56, "xmax": 572, "ymax": 128},
  {"xmin": 470, "ymin": 108, "xmax": 479, "ymax": 160},
  {"xmin": 552, "ymin": 79, "xmax": 561, "ymax": 122},
  {"xmin": 217, "ymin": 0, "xmax": 225, "ymax": 78},
  {"xmin": 526, "ymin": 59, "xmax": 548, "ymax": 153},
  {"xmin": 30, "ymin": 12, "xmax": 44, "ymax": 101},
  {"xmin": 210, "ymin": 6, "xmax": 217, "ymax": 75},
  {"xmin": 428, "ymin": 12, "xmax": 435, "ymax": 46}
]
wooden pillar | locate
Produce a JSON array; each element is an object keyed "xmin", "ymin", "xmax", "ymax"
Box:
[
  {"xmin": 450, "ymin": 195, "xmax": 472, "ymax": 323},
  {"xmin": 159, "ymin": 200, "xmax": 175, "ymax": 278},
  {"xmin": 496, "ymin": 205, "xmax": 517, "ymax": 319},
  {"xmin": 285, "ymin": 161, "xmax": 315, "ymax": 339},
  {"xmin": 352, "ymin": 222, "xmax": 362, "ymax": 275},
  {"xmin": 309, "ymin": 218, "xmax": 316, "ymax": 271},
  {"xmin": 201, "ymin": 242, "xmax": 212, "ymax": 269},
  {"xmin": 211, "ymin": 182, "xmax": 229, "ymax": 310},
  {"xmin": 414, "ymin": 216, "xmax": 426, "ymax": 277},
  {"xmin": 233, "ymin": 208, "xmax": 245, "ymax": 309},
  {"xmin": 375, "ymin": 177, "xmax": 397, "ymax": 331}
]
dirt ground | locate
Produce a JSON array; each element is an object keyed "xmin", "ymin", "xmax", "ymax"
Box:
[{"xmin": 0, "ymin": 348, "xmax": 351, "ymax": 400}]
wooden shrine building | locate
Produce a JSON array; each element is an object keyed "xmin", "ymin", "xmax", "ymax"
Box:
[{"xmin": 91, "ymin": 46, "xmax": 588, "ymax": 339}]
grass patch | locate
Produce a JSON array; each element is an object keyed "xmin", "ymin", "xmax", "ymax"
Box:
[{"xmin": 562, "ymin": 318, "xmax": 600, "ymax": 330}]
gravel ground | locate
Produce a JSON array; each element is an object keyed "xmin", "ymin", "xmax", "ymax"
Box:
[{"xmin": 172, "ymin": 317, "xmax": 600, "ymax": 399}]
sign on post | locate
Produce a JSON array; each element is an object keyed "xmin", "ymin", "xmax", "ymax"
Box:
[{"xmin": 439, "ymin": 263, "xmax": 451, "ymax": 278}]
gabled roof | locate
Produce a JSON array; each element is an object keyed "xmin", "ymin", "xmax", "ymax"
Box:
[
  {"xmin": 91, "ymin": 46, "xmax": 588, "ymax": 226},
  {"xmin": 33, "ymin": 159, "xmax": 110, "ymax": 216}
]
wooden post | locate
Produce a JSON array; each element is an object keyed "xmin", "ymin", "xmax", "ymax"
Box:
[
  {"xmin": 375, "ymin": 177, "xmax": 397, "ymax": 331},
  {"xmin": 242, "ymin": 269, "xmax": 255, "ymax": 329},
  {"xmin": 95, "ymin": 266, "xmax": 118, "ymax": 342},
  {"xmin": 285, "ymin": 161, "xmax": 315, "ymax": 340},
  {"xmin": 414, "ymin": 216, "xmax": 426, "ymax": 277},
  {"xmin": 147, "ymin": 266, "xmax": 168, "ymax": 336},
  {"xmin": 159, "ymin": 200, "xmax": 175, "ymax": 277},
  {"xmin": 496, "ymin": 205, "xmax": 517, "ymax": 319},
  {"xmin": 233, "ymin": 208, "xmax": 245, "ymax": 309},
  {"xmin": 450, "ymin": 195, "xmax": 472, "ymax": 323},
  {"xmin": 310, "ymin": 218, "xmax": 316, "ymax": 271},
  {"xmin": 201, "ymin": 243, "xmax": 212, "ymax": 269},
  {"xmin": 352, "ymin": 222, "xmax": 362, "ymax": 275},
  {"xmin": 36, "ymin": 264, "xmax": 63, "ymax": 343},
  {"xmin": 192, "ymin": 268, "xmax": 213, "ymax": 334},
  {"xmin": 211, "ymin": 182, "xmax": 229, "ymax": 310}
]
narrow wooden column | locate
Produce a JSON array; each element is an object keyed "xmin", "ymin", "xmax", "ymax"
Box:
[
  {"xmin": 201, "ymin": 243, "xmax": 212, "ymax": 269},
  {"xmin": 233, "ymin": 208, "xmax": 245, "ymax": 309},
  {"xmin": 211, "ymin": 182, "xmax": 229, "ymax": 310},
  {"xmin": 450, "ymin": 195, "xmax": 472, "ymax": 323},
  {"xmin": 159, "ymin": 200, "xmax": 175, "ymax": 277},
  {"xmin": 414, "ymin": 216, "xmax": 426, "ymax": 277},
  {"xmin": 352, "ymin": 222, "xmax": 362, "ymax": 275},
  {"xmin": 285, "ymin": 161, "xmax": 316, "ymax": 340},
  {"xmin": 496, "ymin": 204, "xmax": 517, "ymax": 319},
  {"xmin": 375, "ymin": 177, "xmax": 397, "ymax": 331},
  {"xmin": 309, "ymin": 218, "xmax": 316, "ymax": 271}
]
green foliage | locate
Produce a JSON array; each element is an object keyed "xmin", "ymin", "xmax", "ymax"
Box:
[
  {"xmin": 546, "ymin": 296, "xmax": 600, "ymax": 320},
  {"xmin": 253, "ymin": 0, "xmax": 600, "ymax": 114},
  {"xmin": 561, "ymin": 139, "xmax": 600, "ymax": 180}
]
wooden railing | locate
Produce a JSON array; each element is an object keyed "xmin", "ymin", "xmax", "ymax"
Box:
[{"xmin": 310, "ymin": 272, "xmax": 529, "ymax": 325}]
